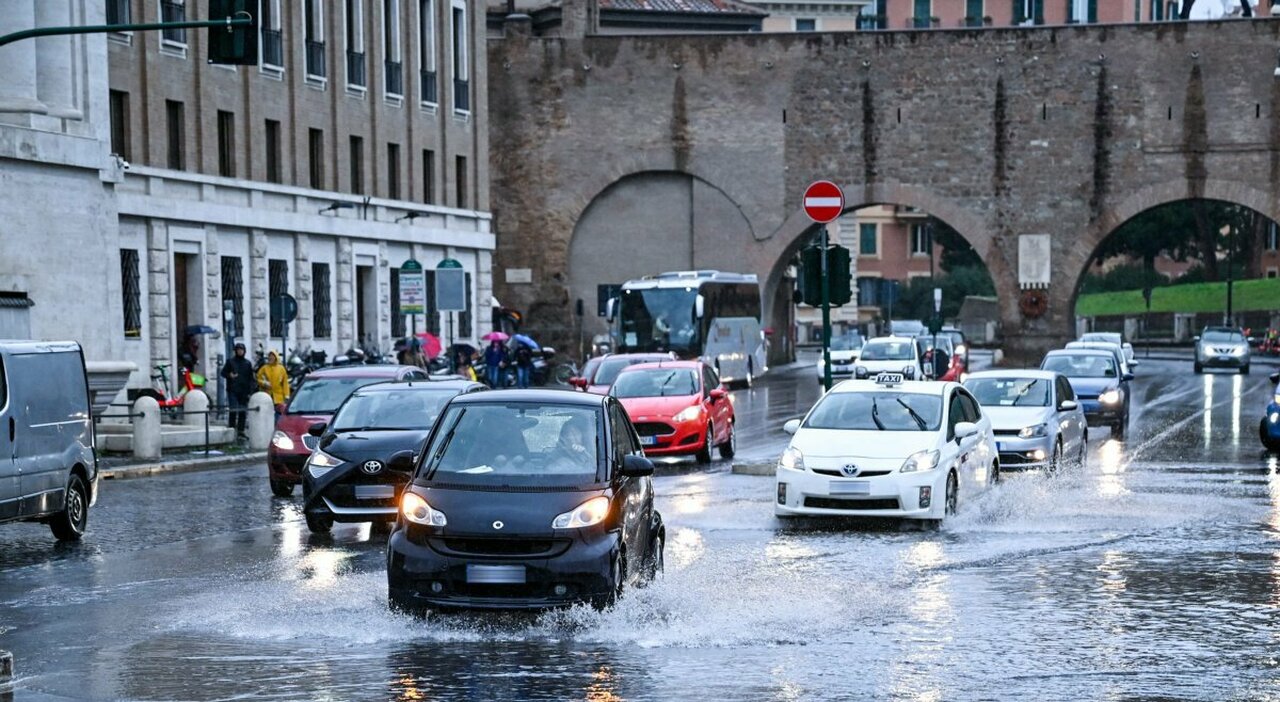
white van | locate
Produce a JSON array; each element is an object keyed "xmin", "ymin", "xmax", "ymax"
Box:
[{"xmin": 0, "ymin": 341, "xmax": 98, "ymax": 540}]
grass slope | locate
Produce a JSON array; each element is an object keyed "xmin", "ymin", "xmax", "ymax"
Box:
[{"xmin": 1075, "ymin": 278, "xmax": 1280, "ymax": 317}]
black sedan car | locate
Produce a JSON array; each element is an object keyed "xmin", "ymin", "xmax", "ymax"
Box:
[
  {"xmin": 387, "ymin": 390, "xmax": 665, "ymax": 611},
  {"xmin": 301, "ymin": 379, "xmax": 486, "ymax": 533}
]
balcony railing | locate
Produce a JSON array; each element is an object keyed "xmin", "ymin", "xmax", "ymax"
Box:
[
  {"xmin": 856, "ymin": 14, "xmax": 886, "ymax": 30},
  {"xmin": 347, "ymin": 50, "xmax": 366, "ymax": 87},
  {"xmin": 385, "ymin": 60, "xmax": 403, "ymax": 96},
  {"xmin": 261, "ymin": 29, "xmax": 283, "ymax": 66},
  {"xmin": 454, "ymin": 78, "xmax": 469, "ymax": 112},
  {"xmin": 161, "ymin": 1, "xmax": 186, "ymax": 43},
  {"xmin": 306, "ymin": 40, "xmax": 326, "ymax": 78},
  {"xmin": 420, "ymin": 69, "xmax": 438, "ymax": 104}
]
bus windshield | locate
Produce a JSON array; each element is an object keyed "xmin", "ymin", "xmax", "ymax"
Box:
[{"xmin": 618, "ymin": 288, "xmax": 699, "ymax": 353}]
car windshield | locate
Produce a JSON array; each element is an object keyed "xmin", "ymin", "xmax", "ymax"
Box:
[
  {"xmin": 917, "ymin": 337, "xmax": 954, "ymax": 353},
  {"xmin": 611, "ymin": 369, "xmax": 698, "ymax": 398},
  {"xmin": 618, "ymin": 288, "xmax": 700, "ymax": 353},
  {"xmin": 965, "ymin": 378, "xmax": 1051, "ymax": 407},
  {"xmin": 1082, "ymin": 333, "xmax": 1121, "ymax": 345},
  {"xmin": 860, "ymin": 341, "xmax": 915, "ymax": 361},
  {"xmin": 1203, "ymin": 330, "xmax": 1244, "ymax": 343},
  {"xmin": 287, "ymin": 376, "xmax": 389, "ymax": 414},
  {"xmin": 595, "ymin": 357, "xmax": 663, "ymax": 386},
  {"xmin": 331, "ymin": 389, "xmax": 456, "ymax": 431},
  {"xmin": 804, "ymin": 392, "xmax": 942, "ymax": 431},
  {"xmin": 1043, "ymin": 355, "xmax": 1116, "ymax": 379},
  {"xmin": 831, "ymin": 334, "xmax": 863, "ymax": 351},
  {"xmin": 421, "ymin": 404, "xmax": 602, "ymax": 486}
]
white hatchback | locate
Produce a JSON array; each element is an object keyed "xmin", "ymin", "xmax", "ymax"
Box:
[{"xmin": 775, "ymin": 374, "xmax": 999, "ymax": 524}]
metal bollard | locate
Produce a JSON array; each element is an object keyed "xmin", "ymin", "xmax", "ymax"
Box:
[{"xmin": 132, "ymin": 395, "xmax": 161, "ymax": 461}]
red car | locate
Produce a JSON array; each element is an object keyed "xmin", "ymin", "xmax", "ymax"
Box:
[
  {"xmin": 611, "ymin": 360, "xmax": 735, "ymax": 463},
  {"xmin": 268, "ymin": 364, "xmax": 430, "ymax": 497},
  {"xmin": 568, "ymin": 356, "xmax": 604, "ymax": 392},
  {"xmin": 574, "ymin": 352, "xmax": 676, "ymax": 395}
]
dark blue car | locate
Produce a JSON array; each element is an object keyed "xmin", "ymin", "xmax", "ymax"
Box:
[
  {"xmin": 1041, "ymin": 349, "xmax": 1133, "ymax": 440},
  {"xmin": 1262, "ymin": 372, "xmax": 1280, "ymax": 452}
]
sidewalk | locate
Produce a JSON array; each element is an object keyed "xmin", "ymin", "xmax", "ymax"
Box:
[{"xmin": 98, "ymin": 446, "xmax": 266, "ymax": 480}]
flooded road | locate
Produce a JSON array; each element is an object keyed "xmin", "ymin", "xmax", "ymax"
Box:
[{"xmin": 2, "ymin": 359, "xmax": 1280, "ymax": 701}]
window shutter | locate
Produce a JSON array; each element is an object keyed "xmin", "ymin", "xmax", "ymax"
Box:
[
  {"xmin": 1012, "ymin": 0, "xmax": 1024, "ymax": 23},
  {"xmin": 1088, "ymin": 0, "xmax": 1096, "ymax": 20}
]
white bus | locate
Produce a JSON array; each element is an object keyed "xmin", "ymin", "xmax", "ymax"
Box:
[{"xmin": 606, "ymin": 270, "xmax": 766, "ymax": 387}]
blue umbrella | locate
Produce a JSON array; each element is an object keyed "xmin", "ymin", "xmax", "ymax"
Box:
[
  {"xmin": 184, "ymin": 325, "xmax": 220, "ymax": 336},
  {"xmin": 512, "ymin": 333, "xmax": 540, "ymax": 350}
]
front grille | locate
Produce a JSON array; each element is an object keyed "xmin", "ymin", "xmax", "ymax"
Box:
[
  {"xmin": 993, "ymin": 429, "xmax": 1022, "ymax": 437},
  {"xmin": 634, "ymin": 422, "xmax": 674, "ymax": 436},
  {"xmin": 998, "ymin": 452, "xmax": 1041, "ymax": 466},
  {"xmin": 804, "ymin": 497, "xmax": 900, "ymax": 510},
  {"xmin": 435, "ymin": 537, "xmax": 566, "ymax": 557},
  {"xmin": 812, "ymin": 468, "xmax": 892, "ymax": 478}
]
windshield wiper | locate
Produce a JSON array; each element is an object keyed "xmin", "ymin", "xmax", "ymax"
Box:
[
  {"xmin": 894, "ymin": 397, "xmax": 928, "ymax": 431},
  {"xmin": 1011, "ymin": 380, "xmax": 1038, "ymax": 407},
  {"xmin": 870, "ymin": 398, "xmax": 887, "ymax": 431},
  {"xmin": 424, "ymin": 409, "xmax": 466, "ymax": 478}
]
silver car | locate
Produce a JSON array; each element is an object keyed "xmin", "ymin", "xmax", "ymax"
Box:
[
  {"xmin": 1079, "ymin": 332, "xmax": 1136, "ymax": 368},
  {"xmin": 1195, "ymin": 327, "xmax": 1251, "ymax": 375},
  {"xmin": 963, "ymin": 370, "xmax": 1088, "ymax": 471}
]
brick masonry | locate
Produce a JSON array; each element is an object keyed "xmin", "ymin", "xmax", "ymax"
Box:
[{"xmin": 490, "ymin": 18, "xmax": 1280, "ymax": 362}]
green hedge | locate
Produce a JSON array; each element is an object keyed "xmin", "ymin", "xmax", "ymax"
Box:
[{"xmin": 1075, "ymin": 278, "xmax": 1280, "ymax": 317}]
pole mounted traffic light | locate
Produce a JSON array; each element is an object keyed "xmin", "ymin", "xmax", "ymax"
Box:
[{"xmin": 799, "ymin": 244, "xmax": 852, "ymax": 308}]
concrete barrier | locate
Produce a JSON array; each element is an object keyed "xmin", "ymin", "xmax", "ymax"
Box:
[
  {"xmin": 246, "ymin": 392, "xmax": 274, "ymax": 450},
  {"xmin": 132, "ymin": 395, "xmax": 161, "ymax": 461},
  {"xmin": 182, "ymin": 388, "xmax": 209, "ymax": 427}
]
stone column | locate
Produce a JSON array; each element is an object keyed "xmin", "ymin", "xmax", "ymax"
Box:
[
  {"xmin": 34, "ymin": 0, "xmax": 81, "ymax": 119},
  {"xmin": 293, "ymin": 234, "xmax": 313, "ymax": 348},
  {"xmin": 147, "ymin": 222, "xmax": 172, "ymax": 369},
  {"xmin": 378, "ymin": 241, "xmax": 391, "ymax": 353},
  {"xmin": 0, "ymin": 0, "xmax": 48, "ymax": 115},
  {"xmin": 249, "ymin": 231, "xmax": 269, "ymax": 349},
  {"xmin": 336, "ymin": 238, "xmax": 355, "ymax": 349}
]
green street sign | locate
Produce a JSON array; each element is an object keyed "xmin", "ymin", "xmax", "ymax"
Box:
[{"xmin": 399, "ymin": 259, "xmax": 426, "ymax": 315}]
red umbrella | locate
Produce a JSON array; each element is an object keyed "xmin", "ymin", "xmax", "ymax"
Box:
[{"xmin": 415, "ymin": 332, "xmax": 442, "ymax": 358}]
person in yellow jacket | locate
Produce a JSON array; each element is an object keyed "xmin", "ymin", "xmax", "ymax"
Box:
[{"xmin": 256, "ymin": 351, "xmax": 291, "ymax": 406}]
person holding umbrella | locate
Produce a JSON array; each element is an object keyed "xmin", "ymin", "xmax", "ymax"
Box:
[
  {"xmin": 514, "ymin": 339, "xmax": 535, "ymax": 389},
  {"xmin": 482, "ymin": 332, "xmax": 510, "ymax": 387}
]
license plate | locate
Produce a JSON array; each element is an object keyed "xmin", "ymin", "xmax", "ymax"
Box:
[
  {"xmin": 829, "ymin": 480, "xmax": 871, "ymax": 495},
  {"xmin": 640, "ymin": 435, "xmax": 657, "ymax": 446},
  {"xmin": 354, "ymin": 485, "xmax": 395, "ymax": 500},
  {"xmin": 1218, "ymin": 356, "xmax": 1232, "ymax": 362},
  {"xmin": 466, "ymin": 564, "xmax": 526, "ymax": 584}
]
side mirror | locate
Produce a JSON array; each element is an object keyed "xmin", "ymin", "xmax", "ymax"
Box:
[
  {"xmin": 620, "ymin": 454, "xmax": 655, "ymax": 477},
  {"xmin": 1193, "ymin": 335, "xmax": 1201, "ymax": 342},
  {"xmin": 695, "ymin": 294, "xmax": 706, "ymax": 319},
  {"xmin": 1129, "ymin": 359, "xmax": 1141, "ymax": 367},
  {"xmin": 1058, "ymin": 400, "xmax": 1079, "ymax": 412},
  {"xmin": 389, "ymin": 449, "xmax": 416, "ymax": 472},
  {"xmin": 307, "ymin": 422, "xmax": 327, "ymax": 437},
  {"xmin": 954, "ymin": 421, "xmax": 979, "ymax": 441},
  {"xmin": 783, "ymin": 419, "xmax": 801, "ymax": 435},
  {"xmin": 1123, "ymin": 373, "xmax": 1135, "ymax": 382},
  {"xmin": 709, "ymin": 387, "xmax": 727, "ymax": 402}
]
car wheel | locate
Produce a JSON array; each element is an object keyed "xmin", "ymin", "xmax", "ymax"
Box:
[
  {"xmin": 1241, "ymin": 364, "xmax": 1250, "ymax": 375},
  {"xmin": 270, "ymin": 479, "xmax": 294, "ymax": 498},
  {"xmin": 1049, "ymin": 441, "xmax": 1062, "ymax": 473},
  {"xmin": 1194, "ymin": 362, "xmax": 1203, "ymax": 374},
  {"xmin": 1077, "ymin": 436, "xmax": 1088, "ymax": 468},
  {"xmin": 1112, "ymin": 416, "xmax": 1127, "ymax": 441},
  {"xmin": 642, "ymin": 533, "xmax": 665, "ymax": 584},
  {"xmin": 718, "ymin": 421, "xmax": 737, "ymax": 460},
  {"xmin": 305, "ymin": 511, "xmax": 334, "ymax": 533},
  {"xmin": 990, "ymin": 460, "xmax": 1001, "ymax": 484},
  {"xmin": 695, "ymin": 425, "xmax": 714, "ymax": 464},
  {"xmin": 593, "ymin": 550, "xmax": 626, "ymax": 610},
  {"xmin": 743, "ymin": 359, "xmax": 755, "ymax": 389},
  {"xmin": 48, "ymin": 473, "xmax": 88, "ymax": 542},
  {"xmin": 944, "ymin": 470, "xmax": 959, "ymax": 517},
  {"xmin": 1262, "ymin": 419, "xmax": 1280, "ymax": 453}
]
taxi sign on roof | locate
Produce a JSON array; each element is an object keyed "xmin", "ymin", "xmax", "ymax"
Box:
[{"xmin": 875, "ymin": 372, "xmax": 905, "ymax": 385}]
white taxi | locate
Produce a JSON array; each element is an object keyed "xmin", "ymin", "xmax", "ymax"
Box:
[{"xmin": 775, "ymin": 373, "xmax": 999, "ymax": 524}]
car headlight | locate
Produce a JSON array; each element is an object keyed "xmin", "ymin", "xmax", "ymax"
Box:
[
  {"xmin": 1018, "ymin": 423, "xmax": 1048, "ymax": 439},
  {"xmin": 1231, "ymin": 346, "xmax": 1246, "ymax": 356},
  {"xmin": 673, "ymin": 405, "xmax": 703, "ymax": 423},
  {"xmin": 271, "ymin": 430, "xmax": 295, "ymax": 451},
  {"xmin": 552, "ymin": 496, "xmax": 610, "ymax": 529},
  {"xmin": 401, "ymin": 492, "xmax": 447, "ymax": 526},
  {"xmin": 955, "ymin": 344, "xmax": 967, "ymax": 355},
  {"xmin": 1099, "ymin": 389, "xmax": 1121, "ymax": 405},
  {"xmin": 900, "ymin": 449, "xmax": 940, "ymax": 473},
  {"xmin": 306, "ymin": 449, "xmax": 343, "ymax": 478},
  {"xmin": 778, "ymin": 446, "xmax": 805, "ymax": 472}
]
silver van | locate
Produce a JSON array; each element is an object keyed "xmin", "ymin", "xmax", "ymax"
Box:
[{"xmin": 0, "ymin": 341, "xmax": 98, "ymax": 540}]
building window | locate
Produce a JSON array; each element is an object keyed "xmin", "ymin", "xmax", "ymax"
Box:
[
  {"xmin": 387, "ymin": 143, "xmax": 401, "ymax": 199},
  {"xmin": 260, "ymin": 0, "xmax": 283, "ymax": 68},
  {"xmin": 109, "ymin": 90, "xmax": 131, "ymax": 160},
  {"xmin": 1014, "ymin": 0, "xmax": 1043, "ymax": 24},
  {"xmin": 794, "ymin": 18, "xmax": 816, "ymax": 30},
  {"xmin": 346, "ymin": 0, "xmax": 366, "ymax": 87},
  {"xmin": 312, "ymin": 263, "xmax": 332, "ymax": 338},
  {"xmin": 451, "ymin": 3, "xmax": 468, "ymax": 112},
  {"xmin": 422, "ymin": 148, "xmax": 435, "ymax": 204},
  {"xmin": 121, "ymin": 249, "xmax": 142, "ymax": 338},
  {"xmin": 217, "ymin": 110, "xmax": 236, "ymax": 178},
  {"xmin": 384, "ymin": 0, "xmax": 403, "ymax": 96},
  {"xmin": 349, "ymin": 136, "xmax": 365, "ymax": 194},
  {"xmin": 964, "ymin": 0, "xmax": 984, "ymax": 25},
  {"xmin": 859, "ymin": 223, "xmax": 877, "ymax": 256},
  {"xmin": 418, "ymin": 0, "xmax": 437, "ymax": 104},
  {"xmin": 1150, "ymin": 0, "xmax": 1162, "ymax": 19},
  {"xmin": 910, "ymin": 224, "xmax": 931, "ymax": 256},
  {"xmin": 858, "ymin": 0, "xmax": 887, "ymax": 29},
  {"xmin": 265, "ymin": 119, "xmax": 282, "ymax": 184},
  {"xmin": 160, "ymin": 0, "xmax": 187, "ymax": 45},
  {"xmin": 165, "ymin": 100, "xmax": 185, "ymax": 170},
  {"xmin": 1268, "ymin": 268, "xmax": 1278, "ymax": 279},
  {"xmin": 457, "ymin": 271, "xmax": 472, "ymax": 337},
  {"xmin": 309, "ymin": 128, "xmax": 325, "ymax": 189},
  {"xmin": 107, "ymin": 0, "xmax": 131, "ymax": 25},
  {"xmin": 1267, "ymin": 222, "xmax": 1279, "ymax": 251},
  {"xmin": 856, "ymin": 277, "xmax": 879, "ymax": 307},
  {"xmin": 269, "ymin": 259, "xmax": 289, "ymax": 337},
  {"xmin": 305, "ymin": 0, "xmax": 327, "ymax": 79},
  {"xmin": 912, "ymin": 0, "xmax": 930, "ymax": 27},
  {"xmin": 455, "ymin": 155, "xmax": 467, "ymax": 209},
  {"xmin": 221, "ymin": 256, "xmax": 245, "ymax": 337},
  {"xmin": 390, "ymin": 269, "xmax": 406, "ymax": 337},
  {"xmin": 1068, "ymin": 0, "xmax": 1097, "ymax": 22}
]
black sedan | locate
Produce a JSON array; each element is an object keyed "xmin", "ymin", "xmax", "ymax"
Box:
[
  {"xmin": 301, "ymin": 379, "xmax": 486, "ymax": 533},
  {"xmin": 387, "ymin": 390, "xmax": 665, "ymax": 611}
]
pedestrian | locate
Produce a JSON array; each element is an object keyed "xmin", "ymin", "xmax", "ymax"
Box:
[
  {"xmin": 256, "ymin": 350, "xmax": 291, "ymax": 416},
  {"xmin": 220, "ymin": 342, "xmax": 255, "ymax": 440},
  {"xmin": 515, "ymin": 343, "xmax": 534, "ymax": 389},
  {"xmin": 484, "ymin": 339, "xmax": 507, "ymax": 388},
  {"xmin": 455, "ymin": 348, "xmax": 477, "ymax": 382}
]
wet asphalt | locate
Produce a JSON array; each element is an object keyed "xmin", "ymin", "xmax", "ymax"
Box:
[{"xmin": 2, "ymin": 355, "xmax": 1279, "ymax": 701}]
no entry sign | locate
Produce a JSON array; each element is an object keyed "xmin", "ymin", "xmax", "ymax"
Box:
[{"xmin": 803, "ymin": 180, "xmax": 844, "ymax": 224}]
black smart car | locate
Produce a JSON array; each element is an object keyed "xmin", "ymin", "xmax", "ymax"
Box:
[
  {"xmin": 387, "ymin": 390, "xmax": 665, "ymax": 611},
  {"xmin": 301, "ymin": 379, "xmax": 486, "ymax": 533}
]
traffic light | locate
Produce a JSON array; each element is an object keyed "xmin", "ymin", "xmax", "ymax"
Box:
[
  {"xmin": 798, "ymin": 245, "xmax": 853, "ymax": 308},
  {"xmin": 927, "ymin": 316, "xmax": 944, "ymax": 335},
  {"xmin": 208, "ymin": 0, "xmax": 258, "ymax": 65}
]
